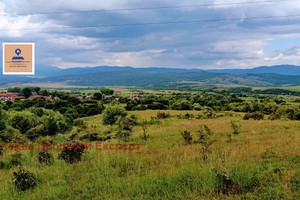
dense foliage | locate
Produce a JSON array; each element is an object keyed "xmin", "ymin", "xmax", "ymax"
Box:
[
  {"xmin": 13, "ymin": 169, "xmax": 37, "ymax": 191},
  {"xmin": 0, "ymin": 87, "xmax": 299, "ymax": 144}
]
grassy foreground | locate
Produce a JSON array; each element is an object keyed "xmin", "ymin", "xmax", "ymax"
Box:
[{"xmin": 0, "ymin": 110, "xmax": 299, "ymax": 199}]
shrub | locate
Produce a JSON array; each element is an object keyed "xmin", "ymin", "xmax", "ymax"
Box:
[
  {"xmin": 26, "ymin": 124, "xmax": 44, "ymax": 140},
  {"xmin": 196, "ymin": 125, "xmax": 215, "ymax": 160},
  {"xmin": 29, "ymin": 107, "xmax": 45, "ymax": 117},
  {"xmin": 100, "ymin": 88, "xmax": 114, "ymax": 95},
  {"xmin": 243, "ymin": 112, "xmax": 264, "ymax": 120},
  {"xmin": 114, "ymin": 115, "xmax": 137, "ymax": 142},
  {"xmin": 64, "ymin": 108, "xmax": 79, "ymax": 120},
  {"xmin": 0, "ymin": 120, "xmax": 6, "ymax": 131},
  {"xmin": 79, "ymin": 132, "xmax": 111, "ymax": 141},
  {"xmin": 180, "ymin": 130, "xmax": 193, "ymax": 144},
  {"xmin": 200, "ymin": 141, "xmax": 215, "ymax": 160},
  {"xmin": 156, "ymin": 112, "xmax": 171, "ymax": 119},
  {"xmin": 21, "ymin": 87, "xmax": 32, "ymax": 98},
  {"xmin": 120, "ymin": 118, "xmax": 134, "ymax": 132},
  {"xmin": 117, "ymin": 130, "xmax": 131, "ymax": 142},
  {"xmin": 171, "ymin": 100, "xmax": 192, "ymax": 110},
  {"xmin": 102, "ymin": 102, "xmax": 127, "ymax": 125},
  {"xmin": 200, "ymin": 125, "xmax": 211, "ymax": 135},
  {"xmin": 9, "ymin": 111, "xmax": 38, "ymax": 134},
  {"xmin": 177, "ymin": 113, "xmax": 194, "ymax": 119},
  {"xmin": 13, "ymin": 169, "xmax": 37, "ymax": 191},
  {"xmin": 183, "ymin": 113, "xmax": 194, "ymax": 119},
  {"xmin": 127, "ymin": 114, "xmax": 138, "ymax": 125},
  {"xmin": 10, "ymin": 151, "xmax": 22, "ymax": 167},
  {"xmin": 204, "ymin": 110, "xmax": 217, "ymax": 119},
  {"xmin": 92, "ymin": 92, "xmax": 102, "ymax": 100},
  {"xmin": 0, "ymin": 126, "xmax": 26, "ymax": 143},
  {"xmin": 268, "ymin": 111, "xmax": 281, "ymax": 120},
  {"xmin": 149, "ymin": 117, "xmax": 161, "ymax": 125},
  {"xmin": 213, "ymin": 168, "xmax": 237, "ymax": 195},
  {"xmin": 193, "ymin": 103, "xmax": 202, "ymax": 110},
  {"xmin": 43, "ymin": 116, "xmax": 59, "ymax": 135},
  {"xmin": 230, "ymin": 120, "xmax": 241, "ymax": 135},
  {"xmin": 73, "ymin": 118, "xmax": 87, "ymax": 129},
  {"xmin": 58, "ymin": 142, "xmax": 85, "ymax": 164},
  {"xmin": 41, "ymin": 112, "xmax": 72, "ymax": 136},
  {"xmin": 140, "ymin": 120, "xmax": 150, "ymax": 140},
  {"xmin": 38, "ymin": 151, "xmax": 54, "ymax": 166}
]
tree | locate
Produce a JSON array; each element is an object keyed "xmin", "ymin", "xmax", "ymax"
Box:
[
  {"xmin": 170, "ymin": 100, "xmax": 192, "ymax": 110},
  {"xmin": 7, "ymin": 87, "xmax": 21, "ymax": 93},
  {"xmin": 100, "ymin": 88, "xmax": 114, "ymax": 95},
  {"xmin": 140, "ymin": 120, "xmax": 149, "ymax": 140},
  {"xmin": 40, "ymin": 90, "xmax": 49, "ymax": 96},
  {"xmin": 64, "ymin": 108, "xmax": 79, "ymax": 121},
  {"xmin": 93, "ymin": 92, "xmax": 102, "ymax": 100},
  {"xmin": 0, "ymin": 120, "xmax": 6, "ymax": 132},
  {"xmin": 34, "ymin": 87, "xmax": 41, "ymax": 94},
  {"xmin": 9, "ymin": 111, "xmax": 38, "ymax": 134},
  {"xmin": 43, "ymin": 116, "xmax": 59, "ymax": 136},
  {"xmin": 21, "ymin": 88, "xmax": 32, "ymax": 98},
  {"xmin": 102, "ymin": 102, "xmax": 127, "ymax": 125}
]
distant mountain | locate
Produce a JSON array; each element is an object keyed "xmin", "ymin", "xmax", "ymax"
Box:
[
  {"xmin": 207, "ymin": 65, "xmax": 300, "ymax": 75},
  {"xmin": 1, "ymin": 64, "xmax": 300, "ymax": 87},
  {"xmin": 34, "ymin": 65, "xmax": 61, "ymax": 77},
  {"xmin": 50, "ymin": 66, "xmax": 202, "ymax": 77},
  {"xmin": 46, "ymin": 65, "xmax": 300, "ymax": 77},
  {"xmin": 31, "ymin": 71, "xmax": 300, "ymax": 87}
]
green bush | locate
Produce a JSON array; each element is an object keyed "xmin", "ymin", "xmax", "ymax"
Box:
[
  {"xmin": 243, "ymin": 112, "xmax": 264, "ymax": 120},
  {"xmin": 116, "ymin": 116, "xmax": 135, "ymax": 141},
  {"xmin": 26, "ymin": 124, "xmax": 44, "ymax": 140},
  {"xmin": 58, "ymin": 142, "xmax": 86, "ymax": 164},
  {"xmin": 0, "ymin": 126, "xmax": 26, "ymax": 143},
  {"xmin": 21, "ymin": 87, "xmax": 32, "ymax": 98},
  {"xmin": 9, "ymin": 111, "xmax": 38, "ymax": 134},
  {"xmin": 180, "ymin": 130, "xmax": 193, "ymax": 144},
  {"xmin": 102, "ymin": 102, "xmax": 127, "ymax": 125},
  {"xmin": 38, "ymin": 151, "xmax": 54, "ymax": 166},
  {"xmin": 92, "ymin": 92, "xmax": 102, "ymax": 100},
  {"xmin": 170, "ymin": 100, "xmax": 192, "ymax": 110},
  {"xmin": 0, "ymin": 120, "xmax": 6, "ymax": 131},
  {"xmin": 214, "ymin": 168, "xmax": 236, "ymax": 195},
  {"xmin": 230, "ymin": 120, "xmax": 241, "ymax": 135},
  {"xmin": 156, "ymin": 112, "xmax": 171, "ymax": 119},
  {"xmin": 73, "ymin": 118, "xmax": 87, "ymax": 129},
  {"xmin": 100, "ymin": 88, "xmax": 114, "ymax": 95},
  {"xmin": 10, "ymin": 151, "xmax": 22, "ymax": 167},
  {"xmin": 41, "ymin": 111, "xmax": 72, "ymax": 136},
  {"xmin": 13, "ymin": 169, "xmax": 37, "ymax": 191}
]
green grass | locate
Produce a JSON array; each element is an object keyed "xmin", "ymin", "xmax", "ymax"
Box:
[{"xmin": 0, "ymin": 111, "xmax": 299, "ymax": 199}]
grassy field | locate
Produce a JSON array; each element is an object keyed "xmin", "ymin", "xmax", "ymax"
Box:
[{"xmin": 0, "ymin": 110, "xmax": 299, "ymax": 199}]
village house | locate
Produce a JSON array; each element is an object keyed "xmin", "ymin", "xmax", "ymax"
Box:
[
  {"xmin": 69, "ymin": 94, "xmax": 83, "ymax": 100},
  {"xmin": 0, "ymin": 92, "xmax": 26, "ymax": 102}
]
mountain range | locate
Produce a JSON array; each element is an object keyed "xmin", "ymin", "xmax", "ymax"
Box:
[
  {"xmin": 34, "ymin": 64, "xmax": 300, "ymax": 77},
  {"xmin": 207, "ymin": 65, "xmax": 300, "ymax": 75},
  {"xmin": 1, "ymin": 64, "xmax": 300, "ymax": 87}
]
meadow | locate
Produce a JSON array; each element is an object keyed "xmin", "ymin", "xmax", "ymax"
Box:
[{"xmin": 0, "ymin": 109, "xmax": 299, "ymax": 200}]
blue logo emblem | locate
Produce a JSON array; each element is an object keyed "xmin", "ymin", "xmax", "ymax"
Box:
[{"xmin": 12, "ymin": 48, "xmax": 24, "ymax": 60}]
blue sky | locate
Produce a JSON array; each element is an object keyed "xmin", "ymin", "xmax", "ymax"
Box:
[{"xmin": 0, "ymin": 0, "xmax": 300, "ymax": 69}]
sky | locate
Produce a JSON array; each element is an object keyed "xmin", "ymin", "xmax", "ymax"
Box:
[{"xmin": 0, "ymin": 0, "xmax": 300, "ymax": 69}]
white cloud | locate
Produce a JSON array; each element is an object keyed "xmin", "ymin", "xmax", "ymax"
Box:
[{"xmin": 1, "ymin": 0, "xmax": 300, "ymax": 69}]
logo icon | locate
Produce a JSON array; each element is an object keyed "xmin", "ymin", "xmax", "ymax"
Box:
[
  {"xmin": 12, "ymin": 48, "xmax": 24, "ymax": 60},
  {"xmin": 3, "ymin": 43, "xmax": 35, "ymax": 75}
]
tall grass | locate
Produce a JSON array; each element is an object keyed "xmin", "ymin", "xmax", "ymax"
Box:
[{"xmin": 0, "ymin": 110, "xmax": 299, "ymax": 199}]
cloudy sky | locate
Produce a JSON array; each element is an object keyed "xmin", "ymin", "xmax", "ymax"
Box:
[{"xmin": 0, "ymin": 0, "xmax": 300, "ymax": 69}]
